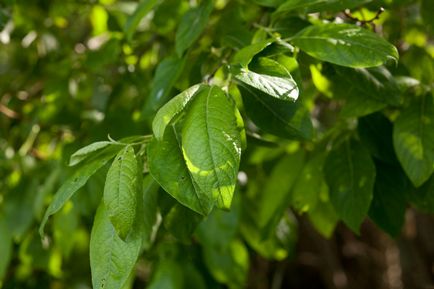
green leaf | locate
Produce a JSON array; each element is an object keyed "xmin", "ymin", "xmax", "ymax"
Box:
[
  {"xmin": 142, "ymin": 56, "xmax": 186, "ymax": 118},
  {"xmin": 324, "ymin": 139, "xmax": 376, "ymax": 233},
  {"xmin": 147, "ymin": 260, "xmax": 183, "ymax": 289},
  {"xmin": 235, "ymin": 58, "xmax": 298, "ymax": 101},
  {"xmin": 252, "ymin": 0, "xmax": 285, "ymax": 8},
  {"xmin": 163, "ymin": 203, "xmax": 204, "ymax": 242},
  {"xmin": 124, "ymin": 0, "xmax": 160, "ymax": 41},
  {"xmin": 368, "ymin": 162, "xmax": 410, "ymax": 237},
  {"xmin": 181, "ymin": 86, "xmax": 242, "ymax": 210},
  {"xmin": 0, "ymin": 216, "xmax": 12, "ymax": 283},
  {"xmin": 175, "ymin": 0, "xmax": 213, "ymax": 57},
  {"xmin": 152, "ymin": 84, "xmax": 204, "ymax": 140},
  {"xmin": 240, "ymin": 84, "xmax": 313, "ymax": 139},
  {"xmin": 103, "ymin": 145, "xmax": 138, "ymax": 240},
  {"xmin": 39, "ymin": 147, "xmax": 120, "ymax": 237},
  {"xmin": 90, "ymin": 204, "xmax": 142, "ymax": 289},
  {"xmin": 276, "ymin": 0, "xmax": 371, "ymax": 14},
  {"xmin": 307, "ymin": 196, "xmax": 338, "ymax": 238},
  {"xmin": 148, "ymin": 126, "xmax": 213, "ymax": 215},
  {"xmin": 291, "ymin": 23, "xmax": 399, "ymax": 68},
  {"xmin": 393, "ymin": 93, "xmax": 434, "ymax": 187},
  {"xmin": 201, "ymin": 239, "xmax": 249, "ymax": 288},
  {"xmin": 358, "ymin": 112, "xmax": 398, "ymax": 164},
  {"xmin": 141, "ymin": 175, "xmax": 160, "ymax": 250},
  {"xmin": 69, "ymin": 141, "xmax": 115, "ymax": 166},
  {"xmin": 232, "ymin": 39, "xmax": 273, "ymax": 67},
  {"xmin": 409, "ymin": 175, "xmax": 434, "ymax": 213}
]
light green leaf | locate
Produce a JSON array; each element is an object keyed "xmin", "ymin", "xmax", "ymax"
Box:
[
  {"xmin": 39, "ymin": 147, "xmax": 120, "ymax": 237},
  {"xmin": 324, "ymin": 139, "xmax": 376, "ymax": 233},
  {"xmin": 69, "ymin": 141, "xmax": 115, "ymax": 166},
  {"xmin": 0, "ymin": 216, "xmax": 12, "ymax": 283},
  {"xmin": 181, "ymin": 86, "xmax": 242, "ymax": 210},
  {"xmin": 90, "ymin": 204, "xmax": 142, "ymax": 289},
  {"xmin": 234, "ymin": 67, "xmax": 298, "ymax": 102},
  {"xmin": 152, "ymin": 84, "xmax": 204, "ymax": 140},
  {"xmin": 393, "ymin": 93, "xmax": 434, "ymax": 187},
  {"xmin": 291, "ymin": 23, "xmax": 398, "ymax": 68},
  {"xmin": 175, "ymin": 0, "xmax": 213, "ymax": 56},
  {"xmin": 308, "ymin": 195, "xmax": 338, "ymax": 238},
  {"xmin": 232, "ymin": 39, "xmax": 273, "ymax": 67},
  {"xmin": 148, "ymin": 126, "xmax": 213, "ymax": 215},
  {"xmin": 104, "ymin": 146, "xmax": 138, "ymax": 240},
  {"xmin": 142, "ymin": 56, "xmax": 186, "ymax": 118},
  {"xmin": 124, "ymin": 0, "xmax": 159, "ymax": 41}
]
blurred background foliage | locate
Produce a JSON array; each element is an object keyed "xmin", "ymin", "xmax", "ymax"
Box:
[{"xmin": 0, "ymin": 0, "xmax": 433, "ymax": 288}]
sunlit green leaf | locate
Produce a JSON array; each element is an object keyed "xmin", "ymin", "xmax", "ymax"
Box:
[{"xmin": 291, "ymin": 23, "xmax": 399, "ymax": 68}]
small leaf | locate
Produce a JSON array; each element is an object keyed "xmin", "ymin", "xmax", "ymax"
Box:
[
  {"xmin": 324, "ymin": 139, "xmax": 376, "ymax": 233},
  {"xmin": 90, "ymin": 204, "xmax": 142, "ymax": 289},
  {"xmin": 69, "ymin": 141, "xmax": 114, "ymax": 166},
  {"xmin": 234, "ymin": 67, "xmax": 298, "ymax": 101},
  {"xmin": 175, "ymin": 0, "xmax": 213, "ymax": 57},
  {"xmin": 393, "ymin": 93, "xmax": 434, "ymax": 187},
  {"xmin": 142, "ymin": 56, "xmax": 186, "ymax": 118},
  {"xmin": 39, "ymin": 147, "xmax": 120, "ymax": 237},
  {"xmin": 152, "ymin": 84, "xmax": 204, "ymax": 140},
  {"xmin": 141, "ymin": 175, "xmax": 160, "ymax": 250},
  {"xmin": 232, "ymin": 39, "xmax": 273, "ymax": 67},
  {"xmin": 104, "ymin": 146, "xmax": 138, "ymax": 240},
  {"xmin": 147, "ymin": 260, "xmax": 183, "ymax": 289},
  {"xmin": 181, "ymin": 86, "xmax": 242, "ymax": 210},
  {"xmin": 291, "ymin": 23, "xmax": 398, "ymax": 68},
  {"xmin": 124, "ymin": 0, "xmax": 160, "ymax": 41},
  {"xmin": 409, "ymin": 175, "xmax": 434, "ymax": 213}
]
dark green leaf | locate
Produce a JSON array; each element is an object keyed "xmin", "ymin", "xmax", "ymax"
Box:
[
  {"xmin": 175, "ymin": 0, "xmax": 213, "ymax": 56},
  {"xmin": 393, "ymin": 93, "xmax": 434, "ymax": 187},
  {"xmin": 240, "ymin": 84, "xmax": 313, "ymax": 139},
  {"xmin": 276, "ymin": 0, "xmax": 371, "ymax": 14},
  {"xmin": 324, "ymin": 139, "xmax": 376, "ymax": 233},
  {"xmin": 163, "ymin": 203, "xmax": 203, "ymax": 242},
  {"xmin": 369, "ymin": 162, "xmax": 410, "ymax": 237},
  {"xmin": 147, "ymin": 260, "xmax": 183, "ymax": 289},
  {"xmin": 409, "ymin": 175, "xmax": 434, "ymax": 213},
  {"xmin": 0, "ymin": 216, "xmax": 12, "ymax": 283},
  {"xmin": 291, "ymin": 23, "xmax": 399, "ymax": 68},
  {"xmin": 142, "ymin": 56, "xmax": 186, "ymax": 118}
]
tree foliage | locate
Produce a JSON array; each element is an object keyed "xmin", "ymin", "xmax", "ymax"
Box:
[{"xmin": 0, "ymin": 0, "xmax": 433, "ymax": 288}]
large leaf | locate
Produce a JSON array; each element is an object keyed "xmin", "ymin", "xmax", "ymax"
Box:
[
  {"xmin": 152, "ymin": 84, "xmax": 204, "ymax": 140},
  {"xmin": 393, "ymin": 93, "xmax": 434, "ymax": 187},
  {"xmin": 181, "ymin": 86, "xmax": 242, "ymax": 210},
  {"xmin": 369, "ymin": 162, "xmax": 410, "ymax": 237},
  {"xmin": 124, "ymin": 0, "xmax": 160, "ymax": 41},
  {"xmin": 90, "ymin": 204, "xmax": 142, "ymax": 289},
  {"xmin": 276, "ymin": 0, "xmax": 371, "ymax": 14},
  {"xmin": 148, "ymin": 126, "xmax": 213, "ymax": 215},
  {"xmin": 175, "ymin": 0, "xmax": 213, "ymax": 56},
  {"xmin": 39, "ymin": 147, "xmax": 120, "ymax": 236},
  {"xmin": 291, "ymin": 23, "xmax": 398, "ymax": 68},
  {"xmin": 142, "ymin": 56, "xmax": 186, "ymax": 118},
  {"xmin": 233, "ymin": 61, "xmax": 298, "ymax": 102},
  {"xmin": 324, "ymin": 139, "xmax": 376, "ymax": 233},
  {"xmin": 240, "ymin": 84, "xmax": 313, "ymax": 139},
  {"xmin": 103, "ymin": 146, "xmax": 138, "ymax": 239}
]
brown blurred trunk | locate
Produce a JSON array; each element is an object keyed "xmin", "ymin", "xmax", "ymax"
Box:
[{"xmin": 247, "ymin": 209, "xmax": 434, "ymax": 289}]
